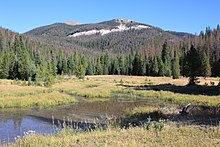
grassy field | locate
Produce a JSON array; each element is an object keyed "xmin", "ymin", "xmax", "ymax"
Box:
[
  {"xmin": 1, "ymin": 75, "xmax": 219, "ymax": 146},
  {"xmin": 12, "ymin": 126, "xmax": 220, "ymax": 147},
  {"xmin": 0, "ymin": 75, "xmax": 219, "ymax": 108},
  {"xmin": 53, "ymin": 75, "xmax": 220, "ymax": 106},
  {"xmin": 0, "ymin": 79, "xmax": 77, "ymax": 108}
]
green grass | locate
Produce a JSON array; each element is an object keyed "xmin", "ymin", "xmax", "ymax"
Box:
[{"xmin": 126, "ymin": 106, "xmax": 160, "ymax": 115}]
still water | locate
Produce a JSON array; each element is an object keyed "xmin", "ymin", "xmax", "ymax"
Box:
[
  {"xmin": 0, "ymin": 101, "xmax": 150, "ymax": 144},
  {"xmin": 0, "ymin": 115, "xmax": 57, "ymax": 144}
]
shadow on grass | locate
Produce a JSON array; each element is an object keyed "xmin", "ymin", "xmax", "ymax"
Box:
[
  {"xmin": 166, "ymin": 105, "xmax": 220, "ymax": 126},
  {"xmin": 126, "ymin": 84, "xmax": 220, "ymax": 96},
  {"xmin": 116, "ymin": 106, "xmax": 220, "ymax": 127}
]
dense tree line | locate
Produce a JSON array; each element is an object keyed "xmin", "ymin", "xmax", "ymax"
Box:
[{"xmin": 0, "ymin": 25, "xmax": 219, "ymax": 86}]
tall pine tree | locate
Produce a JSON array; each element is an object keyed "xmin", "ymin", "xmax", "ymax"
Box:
[
  {"xmin": 183, "ymin": 45, "xmax": 201, "ymax": 85},
  {"xmin": 172, "ymin": 50, "xmax": 180, "ymax": 79},
  {"xmin": 151, "ymin": 56, "xmax": 159, "ymax": 76},
  {"xmin": 162, "ymin": 41, "xmax": 172, "ymax": 76},
  {"xmin": 201, "ymin": 51, "xmax": 211, "ymax": 77}
]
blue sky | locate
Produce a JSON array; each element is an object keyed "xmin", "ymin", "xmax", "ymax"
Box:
[{"xmin": 0, "ymin": 0, "xmax": 219, "ymax": 34}]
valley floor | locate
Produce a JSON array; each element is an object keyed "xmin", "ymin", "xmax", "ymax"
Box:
[{"xmin": 0, "ymin": 75, "xmax": 219, "ymax": 146}]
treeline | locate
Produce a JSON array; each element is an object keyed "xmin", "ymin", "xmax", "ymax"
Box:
[
  {"xmin": 184, "ymin": 25, "xmax": 220, "ymax": 77},
  {"xmin": 0, "ymin": 25, "xmax": 219, "ymax": 86}
]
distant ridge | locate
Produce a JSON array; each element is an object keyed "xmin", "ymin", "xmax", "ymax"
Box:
[
  {"xmin": 64, "ymin": 20, "xmax": 80, "ymax": 26},
  {"xmin": 24, "ymin": 18, "xmax": 193, "ymax": 53}
]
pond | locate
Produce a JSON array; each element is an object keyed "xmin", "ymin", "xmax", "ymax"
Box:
[
  {"xmin": 0, "ymin": 115, "xmax": 57, "ymax": 144},
  {"xmin": 1, "ymin": 98, "xmax": 217, "ymax": 145},
  {"xmin": 0, "ymin": 100, "xmax": 154, "ymax": 144}
]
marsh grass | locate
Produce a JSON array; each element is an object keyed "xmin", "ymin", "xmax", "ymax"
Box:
[
  {"xmin": 0, "ymin": 78, "xmax": 78, "ymax": 108},
  {"xmin": 117, "ymin": 89, "xmax": 220, "ymax": 106},
  {"xmin": 0, "ymin": 75, "xmax": 219, "ymax": 108},
  {"xmin": 3, "ymin": 76, "xmax": 220, "ymax": 146},
  {"xmin": 53, "ymin": 76, "xmax": 124, "ymax": 98},
  {"xmin": 117, "ymin": 106, "xmax": 165, "ymax": 128},
  {"xmin": 126, "ymin": 106, "xmax": 160, "ymax": 115},
  {"xmin": 51, "ymin": 75, "xmax": 220, "ymax": 106},
  {"xmin": 10, "ymin": 101, "xmax": 220, "ymax": 146},
  {"xmin": 0, "ymin": 91, "xmax": 77, "ymax": 108},
  {"xmin": 12, "ymin": 125, "xmax": 220, "ymax": 147}
]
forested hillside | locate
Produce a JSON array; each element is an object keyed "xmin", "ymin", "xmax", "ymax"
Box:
[
  {"xmin": 25, "ymin": 19, "xmax": 189, "ymax": 54},
  {"xmin": 0, "ymin": 22, "xmax": 220, "ymax": 86}
]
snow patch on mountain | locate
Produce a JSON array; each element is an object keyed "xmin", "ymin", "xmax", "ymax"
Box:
[{"xmin": 68, "ymin": 24, "xmax": 150, "ymax": 37}]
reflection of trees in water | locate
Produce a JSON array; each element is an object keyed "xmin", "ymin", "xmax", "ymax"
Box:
[
  {"xmin": 0, "ymin": 110, "xmax": 26, "ymax": 129},
  {"xmin": 12, "ymin": 113, "xmax": 24, "ymax": 129}
]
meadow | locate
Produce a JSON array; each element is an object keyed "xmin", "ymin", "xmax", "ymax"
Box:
[
  {"xmin": 0, "ymin": 75, "xmax": 220, "ymax": 107},
  {"xmin": 12, "ymin": 126, "xmax": 220, "ymax": 147},
  {"xmin": 0, "ymin": 79, "xmax": 77, "ymax": 108},
  {"xmin": 53, "ymin": 75, "xmax": 220, "ymax": 106},
  {"xmin": 0, "ymin": 75, "xmax": 219, "ymax": 146}
]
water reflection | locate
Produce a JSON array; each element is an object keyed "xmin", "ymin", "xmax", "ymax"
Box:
[
  {"xmin": 0, "ymin": 115, "xmax": 56, "ymax": 144},
  {"xmin": 0, "ymin": 101, "xmax": 152, "ymax": 144}
]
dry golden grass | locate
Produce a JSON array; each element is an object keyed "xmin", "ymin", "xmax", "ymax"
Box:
[
  {"xmin": 53, "ymin": 76, "xmax": 125, "ymax": 98},
  {"xmin": 0, "ymin": 79, "xmax": 77, "ymax": 108},
  {"xmin": 0, "ymin": 75, "xmax": 219, "ymax": 108},
  {"xmin": 0, "ymin": 81, "xmax": 46, "ymax": 94},
  {"xmin": 67, "ymin": 75, "xmax": 219, "ymax": 86},
  {"xmin": 5, "ymin": 76, "xmax": 220, "ymax": 146},
  {"xmin": 0, "ymin": 91, "xmax": 77, "ymax": 108},
  {"xmin": 118, "ymin": 89, "xmax": 220, "ymax": 106},
  {"xmin": 12, "ymin": 126, "xmax": 220, "ymax": 147},
  {"xmin": 52, "ymin": 75, "xmax": 220, "ymax": 106}
]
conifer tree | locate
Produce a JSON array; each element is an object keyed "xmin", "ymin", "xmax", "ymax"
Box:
[
  {"xmin": 162, "ymin": 41, "xmax": 172, "ymax": 76},
  {"xmin": 144, "ymin": 53, "xmax": 150, "ymax": 76},
  {"xmin": 132, "ymin": 52, "xmax": 142, "ymax": 76},
  {"xmin": 18, "ymin": 49, "xmax": 32, "ymax": 80},
  {"xmin": 57, "ymin": 55, "xmax": 63, "ymax": 75},
  {"xmin": 96, "ymin": 55, "xmax": 103, "ymax": 75},
  {"xmin": 103, "ymin": 53, "xmax": 110, "ymax": 75},
  {"xmin": 0, "ymin": 51, "xmax": 13, "ymax": 79},
  {"xmin": 50, "ymin": 50, "xmax": 57, "ymax": 76},
  {"xmin": 172, "ymin": 50, "xmax": 180, "ymax": 79},
  {"xmin": 110, "ymin": 58, "xmax": 119, "ymax": 75},
  {"xmin": 34, "ymin": 51, "xmax": 42, "ymax": 65},
  {"xmin": 183, "ymin": 45, "xmax": 201, "ymax": 85},
  {"xmin": 118, "ymin": 55, "xmax": 125, "ymax": 75},
  {"xmin": 201, "ymin": 51, "xmax": 211, "ymax": 77},
  {"xmin": 86, "ymin": 60, "xmax": 94, "ymax": 75},
  {"xmin": 158, "ymin": 56, "xmax": 165, "ymax": 76},
  {"xmin": 62, "ymin": 56, "xmax": 68, "ymax": 75},
  {"xmin": 127, "ymin": 54, "xmax": 134, "ymax": 75},
  {"xmin": 73, "ymin": 52, "xmax": 79, "ymax": 73},
  {"xmin": 76, "ymin": 64, "xmax": 86, "ymax": 79},
  {"xmin": 35, "ymin": 62, "xmax": 55, "ymax": 86},
  {"xmin": 67, "ymin": 56, "xmax": 74, "ymax": 75},
  {"xmin": 151, "ymin": 56, "xmax": 159, "ymax": 76}
]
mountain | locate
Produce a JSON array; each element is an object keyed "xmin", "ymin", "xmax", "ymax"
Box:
[
  {"xmin": 64, "ymin": 20, "xmax": 80, "ymax": 26},
  {"xmin": 25, "ymin": 19, "xmax": 193, "ymax": 54}
]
